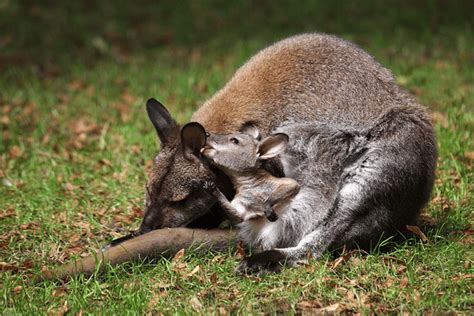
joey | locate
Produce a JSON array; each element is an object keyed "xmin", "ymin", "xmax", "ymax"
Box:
[{"xmin": 199, "ymin": 125, "xmax": 300, "ymax": 225}]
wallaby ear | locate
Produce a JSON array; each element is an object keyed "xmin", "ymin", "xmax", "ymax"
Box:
[
  {"xmin": 181, "ymin": 122, "xmax": 207, "ymax": 161},
  {"xmin": 240, "ymin": 123, "xmax": 261, "ymax": 140},
  {"xmin": 146, "ymin": 98, "xmax": 179, "ymax": 146},
  {"xmin": 257, "ymin": 133, "xmax": 289, "ymax": 160}
]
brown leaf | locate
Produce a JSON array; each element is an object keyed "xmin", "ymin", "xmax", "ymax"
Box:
[
  {"xmin": 451, "ymin": 274, "xmax": 474, "ymax": 281},
  {"xmin": 186, "ymin": 265, "xmax": 200, "ymax": 278},
  {"xmin": 397, "ymin": 265, "xmax": 407, "ymax": 274},
  {"xmin": 99, "ymin": 158, "xmax": 112, "ymax": 166},
  {"xmin": 190, "ymin": 296, "xmax": 203, "ymax": 312},
  {"xmin": 431, "ymin": 111, "xmax": 449, "ymax": 128},
  {"xmin": 210, "ymin": 272, "xmax": 218, "ymax": 286},
  {"xmin": 399, "ymin": 276, "xmax": 409, "ymax": 288},
  {"xmin": 319, "ymin": 303, "xmax": 341, "ymax": 313},
  {"xmin": 0, "ymin": 207, "xmax": 16, "ymax": 219},
  {"xmin": 173, "ymin": 248, "xmax": 185, "ymax": 261},
  {"xmin": 297, "ymin": 300, "xmax": 323, "ymax": 311},
  {"xmin": 0, "ymin": 262, "xmax": 20, "ymax": 272},
  {"xmin": 236, "ymin": 240, "xmax": 246, "ymax": 258},
  {"xmin": 63, "ymin": 182, "xmax": 75, "ymax": 192},
  {"xmin": 13, "ymin": 285, "xmax": 23, "ymax": 294},
  {"xmin": 330, "ymin": 250, "xmax": 359, "ymax": 269},
  {"xmin": 70, "ymin": 118, "xmax": 101, "ymax": 135},
  {"xmin": 464, "ymin": 152, "xmax": 474, "ymax": 160},
  {"xmin": 68, "ymin": 79, "xmax": 84, "ymax": 91},
  {"xmin": 383, "ymin": 256, "xmax": 405, "ymax": 265},
  {"xmin": 406, "ymin": 225, "xmax": 429, "ymax": 242},
  {"xmin": 9, "ymin": 145, "xmax": 22, "ymax": 158}
]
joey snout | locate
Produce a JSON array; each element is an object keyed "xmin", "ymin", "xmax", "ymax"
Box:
[{"xmin": 200, "ymin": 144, "xmax": 217, "ymax": 159}]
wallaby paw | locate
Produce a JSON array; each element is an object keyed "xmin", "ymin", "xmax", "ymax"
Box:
[{"xmin": 235, "ymin": 250, "xmax": 287, "ymax": 274}]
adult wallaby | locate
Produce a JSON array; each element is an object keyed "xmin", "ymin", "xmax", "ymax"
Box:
[
  {"xmin": 198, "ymin": 125, "xmax": 300, "ymax": 249},
  {"xmin": 140, "ymin": 33, "xmax": 436, "ymax": 273}
]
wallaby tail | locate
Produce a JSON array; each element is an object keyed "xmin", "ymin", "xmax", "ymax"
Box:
[{"xmin": 36, "ymin": 228, "xmax": 237, "ymax": 282}]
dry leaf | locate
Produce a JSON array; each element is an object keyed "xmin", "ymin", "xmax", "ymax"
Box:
[
  {"xmin": 190, "ymin": 296, "xmax": 203, "ymax": 311},
  {"xmin": 464, "ymin": 152, "xmax": 474, "ymax": 160},
  {"xmin": 0, "ymin": 262, "xmax": 20, "ymax": 272},
  {"xmin": 319, "ymin": 303, "xmax": 341, "ymax": 313},
  {"xmin": 236, "ymin": 240, "xmax": 246, "ymax": 258},
  {"xmin": 9, "ymin": 145, "xmax": 22, "ymax": 158},
  {"xmin": 400, "ymin": 276, "xmax": 409, "ymax": 288},
  {"xmin": 397, "ymin": 265, "xmax": 407, "ymax": 274},
  {"xmin": 186, "ymin": 265, "xmax": 200, "ymax": 277},
  {"xmin": 452, "ymin": 274, "xmax": 474, "ymax": 281},
  {"xmin": 173, "ymin": 248, "xmax": 185, "ymax": 261},
  {"xmin": 431, "ymin": 111, "xmax": 449, "ymax": 128},
  {"xmin": 13, "ymin": 285, "xmax": 23, "ymax": 294},
  {"xmin": 210, "ymin": 273, "xmax": 218, "ymax": 286},
  {"xmin": 406, "ymin": 225, "xmax": 429, "ymax": 242},
  {"xmin": 297, "ymin": 300, "xmax": 323, "ymax": 311},
  {"xmin": 383, "ymin": 256, "xmax": 405, "ymax": 265},
  {"xmin": 330, "ymin": 250, "xmax": 359, "ymax": 269}
]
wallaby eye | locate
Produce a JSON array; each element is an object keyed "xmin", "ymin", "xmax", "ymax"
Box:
[
  {"xmin": 230, "ymin": 137, "xmax": 239, "ymax": 144},
  {"xmin": 205, "ymin": 132, "xmax": 210, "ymax": 137}
]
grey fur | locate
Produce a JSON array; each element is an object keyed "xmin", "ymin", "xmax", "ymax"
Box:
[
  {"xmin": 141, "ymin": 33, "xmax": 437, "ymax": 273},
  {"xmin": 201, "ymin": 129, "xmax": 300, "ymax": 248}
]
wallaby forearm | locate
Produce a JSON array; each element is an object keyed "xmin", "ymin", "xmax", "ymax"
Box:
[
  {"xmin": 269, "ymin": 178, "xmax": 300, "ymax": 206},
  {"xmin": 209, "ymin": 187, "xmax": 245, "ymax": 223}
]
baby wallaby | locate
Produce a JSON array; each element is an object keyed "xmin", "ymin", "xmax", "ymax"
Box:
[{"xmin": 200, "ymin": 126, "xmax": 300, "ymax": 223}]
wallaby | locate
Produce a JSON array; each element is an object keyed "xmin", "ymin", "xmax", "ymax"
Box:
[
  {"xmin": 134, "ymin": 33, "xmax": 436, "ymax": 273},
  {"xmin": 197, "ymin": 125, "xmax": 300, "ymax": 250}
]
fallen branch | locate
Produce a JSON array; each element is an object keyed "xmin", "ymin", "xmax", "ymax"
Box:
[{"xmin": 39, "ymin": 228, "xmax": 237, "ymax": 281}]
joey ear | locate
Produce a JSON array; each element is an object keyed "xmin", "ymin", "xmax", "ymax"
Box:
[
  {"xmin": 181, "ymin": 122, "xmax": 207, "ymax": 161},
  {"xmin": 240, "ymin": 123, "xmax": 261, "ymax": 140},
  {"xmin": 146, "ymin": 98, "xmax": 179, "ymax": 146},
  {"xmin": 257, "ymin": 133, "xmax": 289, "ymax": 160}
]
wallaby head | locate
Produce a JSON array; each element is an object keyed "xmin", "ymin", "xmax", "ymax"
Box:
[
  {"xmin": 140, "ymin": 98, "xmax": 218, "ymax": 232},
  {"xmin": 201, "ymin": 125, "xmax": 289, "ymax": 174}
]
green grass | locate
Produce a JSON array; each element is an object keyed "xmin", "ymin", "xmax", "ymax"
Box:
[{"xmin": 1, "ymin": 1, "xmax": 473, "ymax": 314}]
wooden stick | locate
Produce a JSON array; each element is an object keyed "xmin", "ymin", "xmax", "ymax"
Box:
[{"xmin": 39, "ymin": 228, "xmax": 237, "ymax": 281}]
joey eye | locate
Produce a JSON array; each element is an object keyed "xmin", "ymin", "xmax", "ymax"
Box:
[
  {"xmin": 230, "ymin": 137, "xmax": 239, "ymax": 144},
  {"xmin": 205, "ymin": 132, "xmax": 210, "ymax": 137}
]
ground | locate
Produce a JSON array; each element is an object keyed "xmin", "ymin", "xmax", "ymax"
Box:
[{"xmin": 1, "ymin": 1, "xmax": 473, "ymax": 314}]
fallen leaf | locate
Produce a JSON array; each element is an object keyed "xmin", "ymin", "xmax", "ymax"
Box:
[
  {"xmin": 210, "ymin": 273, "xmax": 218, "ymax": 286},
  {"xmin": 451, "ymin": 274, "xmax": 474, "ymax": 281},
  {"xmin": 236, "ymin": 240, "xmax": 246, "ymax": 258},
  {"xmin": 0, "ymin": 207, "xmax": 15, "ymax": 219},
  {"xmin": 397, "ymin": 265, "xmax": 407, "ymax": 274},
  {"xmin": 330, "ymin": 250, "xmax": 359, "ymax": 269},
  {"xmin": 431, "ymin": 111, "xmax": 449, "ymax": 128},
  {"xmin": 464, "ymin": 152, "xmax": 474, "ymax": 160},
  {"xmin": 186, "ymin": 265, "xmax": 200, "ymax": 277},
  {"xmin": 190, "ymin": 296, "xmax": 203, "ymax": 311},
  {"xmin": 406, "ymin": 225, "xmax": 429, "ymax": 242},
  {"xmin": 13, "ymin": 285, "xmax": 23, "ymax": 294},
  {"xmin": 173, "ymin": 248, "xmax": 185, "ymax": 261},
  {"xmin": 9, "ymin": 145, "xmax": 22, "ymax": 158},
  {"xmin": 0, "ymin": 262, "xmax": 20, "ymax": 272},
  {"xmin": 383, "ymin": 256, "xmax": 405, "ymax": 265},
  {"xmin": 399, "ymin": 276, "xmax": 409, "ymax": 288},
  {"xmin": 320, "ymin": 303, "xmax": 341, "ymax": 313},
  {"xmin": 297, "ymin": 300, "xmax": 323, "ymax": 311}
]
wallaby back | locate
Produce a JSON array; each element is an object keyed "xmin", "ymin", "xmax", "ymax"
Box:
[{"xmin": 192, "ymin": 33, "xmax": 415, "ymax": 134}]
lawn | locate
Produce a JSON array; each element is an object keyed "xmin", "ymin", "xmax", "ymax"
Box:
[{"xmin": 1, "ymin": 1, "xmax": 473, "ymax": 314}]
